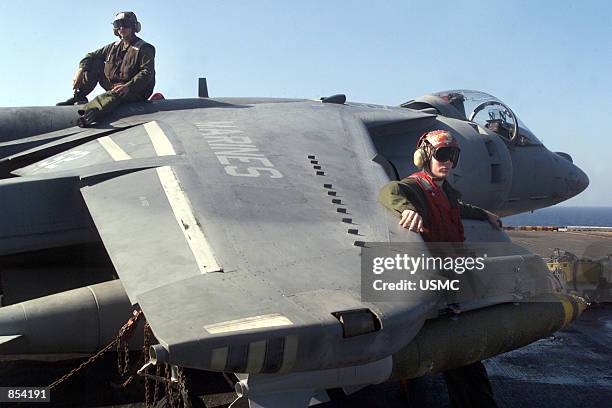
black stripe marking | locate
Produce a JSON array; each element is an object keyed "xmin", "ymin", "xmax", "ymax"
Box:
[
  {"xmin": 261, "ymin": 337, "xmax": 285, "ymax": 373},
  {"xmin": 225, "ymin": 344, "xmax": 249, "ymax": 372}
]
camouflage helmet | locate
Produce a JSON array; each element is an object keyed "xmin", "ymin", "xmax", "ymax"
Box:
[{"xmin": 112, "ymin": 11, "xmax": 141, "ymax": 36}]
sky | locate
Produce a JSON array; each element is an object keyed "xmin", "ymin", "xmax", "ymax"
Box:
[{"xmin": 0, "ymin": 0, "xmax": 610, "ymax": 206}]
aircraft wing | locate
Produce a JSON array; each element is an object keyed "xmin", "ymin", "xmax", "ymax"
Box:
[{"xmin": 12, "ymin": 102, "xmax": 443, "ymax": 374}]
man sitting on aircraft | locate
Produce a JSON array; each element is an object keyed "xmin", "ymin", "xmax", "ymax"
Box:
[
  {"xmin": 378, "ymin": 129, "xmax": 500, "ymax": 408},
  {"xmin": 57, "ymin": 11, "xmax": 155, "ymax": 128}
]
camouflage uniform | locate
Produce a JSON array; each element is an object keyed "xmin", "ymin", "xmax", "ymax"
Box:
[
  {"xmin": 77, "ymin": 36, "xmax": 155, "ymax": 118},
  {"xmin": 378, "ymin": 178, "xmax": 488, "ymax": 222}
]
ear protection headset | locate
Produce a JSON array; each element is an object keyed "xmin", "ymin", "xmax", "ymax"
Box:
[{"xmin": 413, "ymin": 131, "xmax": 434, "ymax": 169}]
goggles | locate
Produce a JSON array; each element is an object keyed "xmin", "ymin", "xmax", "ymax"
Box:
[
  {"xmin": 113, "ymin": 19, "xmax": 135, "ymax": 29},
  {"xmin": 433, "ymin": 146, "xmax": 460, "ymax": 164}
]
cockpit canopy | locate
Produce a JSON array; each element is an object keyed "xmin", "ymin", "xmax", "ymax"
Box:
[{"xmin": 401, "ymin": 90, "xmax": 542, "ymax": 146}]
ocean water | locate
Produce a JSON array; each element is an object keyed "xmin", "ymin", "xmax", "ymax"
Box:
[{"xmin": 502, "ymin": 206, "xmax": 612, "ymax": 227}]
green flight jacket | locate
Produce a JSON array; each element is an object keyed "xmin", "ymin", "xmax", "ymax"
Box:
[
  {"xmin": 79, "ymin": 35, "xmax": 155, "ymax": 97},
  {"xmin": 378, "ymin": 178, "xmax": 488, "ymax": 226}
]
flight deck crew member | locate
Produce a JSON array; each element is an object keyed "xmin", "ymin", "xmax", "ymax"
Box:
[
  {"xmin": 378, "ymin": 129, "xmax": 501, "ymax": 408},
  {"xmin": 57, "ymin": 12, "xmax": 155, "ymax": 128}
]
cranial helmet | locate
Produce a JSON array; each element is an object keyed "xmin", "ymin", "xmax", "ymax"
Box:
[
  {"xmin": 413, "ymin": 130, "xmax": 461, "ymax": 169},
  {"xmin": 112, "ymin": 11, "xmax": 141, "ymax": 36}
]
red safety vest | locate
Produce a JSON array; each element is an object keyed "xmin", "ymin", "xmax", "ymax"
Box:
[{"xmin": 409, "ymin": 171, "xmax": 465, "ymax": 242}]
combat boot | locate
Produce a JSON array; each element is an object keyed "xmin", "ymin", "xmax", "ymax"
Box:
[
  {"xmin": 56, "ymin": 91, "xmax": 88, "ymax": 106},
  {"xmin": 77, "ymin": 108, "xmax": 100, "ymax": 128}
]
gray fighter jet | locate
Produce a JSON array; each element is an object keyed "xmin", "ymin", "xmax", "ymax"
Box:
[{"xmin": 0, "ymin": 88, "xmax": 588, "ymax": 407}]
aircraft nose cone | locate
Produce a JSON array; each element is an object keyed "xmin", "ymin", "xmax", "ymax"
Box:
[
  {"xmin": 568, "ymin": 165, "xmax": 589, "ymax": 196},
  {"xmin": 559, "ymin": 158, "xmax": 589, "ymax": 200}
]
